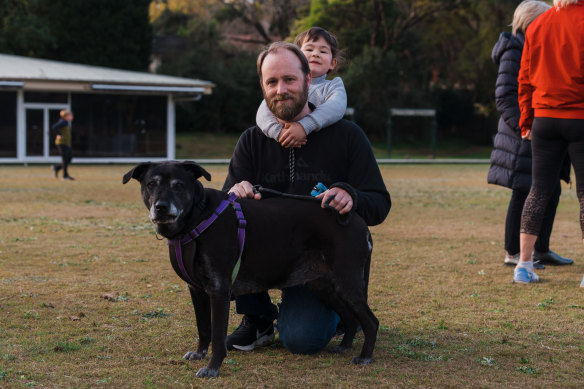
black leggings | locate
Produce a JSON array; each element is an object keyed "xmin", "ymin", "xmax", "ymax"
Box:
[
  {"xmin": 506, "ymin": 183, "xmax": 560, "ymax": 255},
  {"xmin": 56, "ymin": 145, "xmax": 72, "ymax": 177},
  {"xmin": 521, "ymin": 117, "xmax": 584, "ymax": 238}
]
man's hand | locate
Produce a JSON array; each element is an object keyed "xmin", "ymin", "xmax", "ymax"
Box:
[
  {"xmin": 317, "ymin": 187, "xmax": 353, "ymax": 215},
  {"xmin": 227, "ymin": 181, "xmax": 261, "ymax": 200},
  {"xmin": 56, "ymin": 135, "xmax": 62, "ymax": 141},
  {"xmin": 279, "ymin": 122, "xmax": 307, "ymax": 148},
  {"xmin": 522, "ymin": 129, "xmax": 531, "ymax": 140}
]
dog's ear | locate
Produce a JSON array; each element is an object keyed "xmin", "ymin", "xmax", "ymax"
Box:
[
  {"xmin": 181, "ymin": 161, "xmax": 211, "ymax": 182},
  {"xmin": 122, "ymin": 162, "xmax": 153, "ymax": 184}
]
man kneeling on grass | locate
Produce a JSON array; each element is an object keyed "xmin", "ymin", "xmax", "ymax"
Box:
[{"xmin": 223, "ymin": 41, "xmax": 391, "ymax": 354}]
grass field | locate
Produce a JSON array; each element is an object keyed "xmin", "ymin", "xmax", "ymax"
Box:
[{"xmin": 1, "ymin": 164, "xmax": 584, "ymax": 388}]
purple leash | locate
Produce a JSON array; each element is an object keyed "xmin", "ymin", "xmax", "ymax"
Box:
[{"xmin": 167, "ymin": 192, "xmax": 246, "ymax": 289}]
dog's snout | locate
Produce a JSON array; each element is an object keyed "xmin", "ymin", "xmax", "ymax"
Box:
[{"xmin": 155, "ymin": 200, "xmax": 170, "ymax": 212}]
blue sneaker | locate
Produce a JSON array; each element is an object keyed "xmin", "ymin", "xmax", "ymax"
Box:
[{"xmin": 513, "ymin": 267, "xmax": 539, "ymax": 284}]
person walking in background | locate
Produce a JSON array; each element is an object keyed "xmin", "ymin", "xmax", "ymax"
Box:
[
  {"xmin": 488, "ymin": 0, "xmax": 573, "ymax": 271},
  {"xmin": 52, "ymin": 110, "xmax": 74, "ymax": 181},
  {"xmin": 514, "ymin": 0, "xmax": 584, "ymax": 284}
]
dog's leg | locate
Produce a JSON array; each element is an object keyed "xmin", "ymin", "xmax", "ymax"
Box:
[
  {"xmin": 195, "ymin": 293, "xmax": 231, "ymax": 378},
  {"xmin": 335, "ymin": 286, "xmax": 379, "ymax": 365},
  {"xmin": 350, "ymin": 304, "xmax": 378, "ymax": 365},
  {"xmin": 352, "ymin": 237, "xmax": 377, "ymax": 364},
  {"xmin": 308, "ymin": 280, "xmax": 359, "ymax": 353},
  {"xmin": 183, "ymin": 287, "xmax": 211, "ymax": 361},
  {"xmin": 333, "ymin": 315, "xmax": 359, "ymax": 353}
]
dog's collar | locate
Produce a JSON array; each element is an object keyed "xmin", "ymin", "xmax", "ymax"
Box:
[{"xmin": 167, "ymin": 192, "xmax": 246, "ymax": 289}]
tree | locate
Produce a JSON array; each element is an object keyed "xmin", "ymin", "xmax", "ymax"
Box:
[
  {"xmin": 152, "ymin": 7, "xmax": 263, "ymax": 133},
  {"xmin": 0, "ymin": 0, "xmax": 55, "ymax": 57},
  {"xmin": 0, "ymin": 0, "xmax": 152, "ymax": 71},
  {"xmin": 43, "ymin": 0, "xmax": 152, "ymax": 70},
  {"xmin": 215, "ymin": 0, "xmax": 309, "ymax": 44},
  {"xmin": 290, "ymin": 0, "xmax": 517, "ymax": 142}
]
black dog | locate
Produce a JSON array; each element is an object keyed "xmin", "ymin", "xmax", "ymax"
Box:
[{"xmin": 123, "ymin": 161, "xmax": 379, "ymax": 378}]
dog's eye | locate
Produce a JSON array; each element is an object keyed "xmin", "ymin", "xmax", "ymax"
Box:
[
  {"xmin": 171, "ymin": 182, "xmax": 184, "ymax": 191},
  {"xmin": 147, "ymin": 181, "xmax": 157, "ymax": 189}
]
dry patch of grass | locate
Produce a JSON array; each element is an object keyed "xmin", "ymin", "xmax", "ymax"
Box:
[{"xmin": 1, "ymin": 164, "xmax": 584, "ymax": 387}]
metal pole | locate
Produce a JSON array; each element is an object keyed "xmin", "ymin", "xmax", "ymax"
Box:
[
  {"xmin": 431, "ymin": 115, "xmax": 437, "ymax": 159},
  {"xmin": 386, "ymin": 109, "xmax": 392, "ymax": 157}
]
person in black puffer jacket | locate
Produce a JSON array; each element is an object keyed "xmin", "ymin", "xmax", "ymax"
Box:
[{"xmin": 487, "ymin": 0, "xmax": 572, "ymax": 268}]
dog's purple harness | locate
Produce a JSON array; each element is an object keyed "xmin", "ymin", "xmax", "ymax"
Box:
[{"xmin": 167, "ymin": 192, "xmax": 246, "ymax": 289}]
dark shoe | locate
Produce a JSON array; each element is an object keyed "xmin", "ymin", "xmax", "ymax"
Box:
[
  {"xmin": 52, "ymin": 165, "xmax": 60, "ymax": 178},
  {"xmin": 534, "ymin": 260, "xmax": 545, "ymax": 270},
  {"xmin": 226, "ymin": 315, "xmax": 274, "ymax": 351},
  {"xmin": 62, "ymin": 176, "xmax": 75, "ymax": 181},
  {"xmin": 532, "ymin": 250, "xmax": 573, "ymax": 266}
]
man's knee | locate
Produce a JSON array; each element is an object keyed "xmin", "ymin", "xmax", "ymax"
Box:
[
  {"xmin": 277, "ymin": 285, "xmax": 340, "ymax": 354},
  {"xmin": 278, "ymin": 320, "xmax": 337, "ymax": 355}
]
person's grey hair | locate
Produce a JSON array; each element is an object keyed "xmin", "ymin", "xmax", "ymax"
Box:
[
  {"xmin": 512, "ymin": 1, "xmax": 551, "ymax": 36},
  {"xmin": 554, "ymin": 0, "xmax": 579, "ymax": 8},
  {"xmin": 256, "ymin": 41, "xmax": 311, "ymax": 83}
]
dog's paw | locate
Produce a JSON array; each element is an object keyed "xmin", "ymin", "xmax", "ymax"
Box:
[
  {"xmin": 196, "ymin": 367, "xmax": 219, "ymax": 378},
  {"xmin": 329, "ymin": 345, "xmax": 349, "ymax": 354},
  {"xmin": 351, "ymin": 356, "xmax": 372, "ymax": 365},
  {"xmin": 183, "ymin": 350, "xmax": 207, "ymax": 360}
]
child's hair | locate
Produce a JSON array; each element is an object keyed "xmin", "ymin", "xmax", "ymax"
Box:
[
  {"xmin": 60, "ymin": 110, "xmax": 72, "ymax": 118},
  {"xmin": 293, "ymin": 27, "xmax": 345, "ymax": 71}
]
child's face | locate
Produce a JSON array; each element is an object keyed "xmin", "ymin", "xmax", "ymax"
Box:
[{"xmin": 300, "ymin": 36, "xmax": 337, "ymax": 78}]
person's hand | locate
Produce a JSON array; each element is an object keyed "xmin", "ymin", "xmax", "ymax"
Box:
[
  {"xmin": 228, "ymin": 181, "xmax": 261, "ymax": 200},
  {"xmin": 56, "ymin": 135, "xmax": 62, "ymax": 141},
  {"xmin": 316, "ymin": 187, "xmax": 353, "ymax": 215},
  {"xmin": 279, "ymin": 122, "xmax": 307, "ymax": 148},
  {"xmin": 522, "ymin": 129, "xmax": 531, "ymax": 140}
]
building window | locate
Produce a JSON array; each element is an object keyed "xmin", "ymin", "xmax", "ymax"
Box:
[
  {"xmin": 24, "ymin": 92, "xmax": 68, "ymax": 103},
  {"xmin": 71, "ymin": 94, "xmax": 167, "ymax": 158},
  {"xmin": 0, "ymin": 92, "xmax": 17, "ymax": 157}
]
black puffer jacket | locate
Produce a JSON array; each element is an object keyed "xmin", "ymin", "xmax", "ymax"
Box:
[{"xmin": 487, "ymin": 32, "xmax": 569, "ymax": 190}]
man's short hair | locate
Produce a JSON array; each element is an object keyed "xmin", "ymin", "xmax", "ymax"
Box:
[{"xmin": 257, "ymin": 41, "xmax": 310, "ymax": 82}]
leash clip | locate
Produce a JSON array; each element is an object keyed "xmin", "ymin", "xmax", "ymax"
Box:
[{"xmin": 311, "ymin": 182, "xmax": 328, "ymax": 197}]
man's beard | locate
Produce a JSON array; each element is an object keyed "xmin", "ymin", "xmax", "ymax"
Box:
[{"xmin": 264, "ymin": 81, "xmax": 309, "ymax": 122}]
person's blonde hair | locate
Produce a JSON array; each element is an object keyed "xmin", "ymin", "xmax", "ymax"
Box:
[
  {"xmin": 60, "ymin": 110, "xmax": 72, "ymax": 119},
  {"xmin": 512, "ymin": 1, "xmax": 551, "ymax": 36},
  {"xmin": 554, "ymin": 0, "xmax": 579, "ymax": 9}
]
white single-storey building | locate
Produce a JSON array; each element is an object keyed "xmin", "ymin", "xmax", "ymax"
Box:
[{"xmin": 0, "ymin": 54, "xmax": 214, "ymax": 163}]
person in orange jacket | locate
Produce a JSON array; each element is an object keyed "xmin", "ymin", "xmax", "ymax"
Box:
[{"xmin": 514, "ymin": 0, "xmax": 584, "ymax": 284}]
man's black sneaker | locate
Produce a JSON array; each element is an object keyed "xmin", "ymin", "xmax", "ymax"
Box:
[{"xmin": 226, "ymin": 315, "xmax": 275, "ymax": 351}]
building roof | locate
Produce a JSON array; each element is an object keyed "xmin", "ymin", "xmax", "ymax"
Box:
[{"xmin": 0, "ymin": 54, "xmax": 214, "ymax": 94}]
